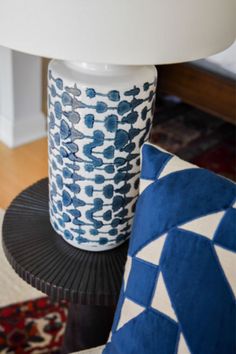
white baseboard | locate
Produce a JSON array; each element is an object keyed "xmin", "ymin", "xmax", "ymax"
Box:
[{"xmin": 0, "ymin": 113, "xmax": 47, "ymax": 148}]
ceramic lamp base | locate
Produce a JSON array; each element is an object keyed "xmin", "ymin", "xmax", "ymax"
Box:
[{"xmin": 48, "ymin": 61, "xmax": 157, "ymax": 251}]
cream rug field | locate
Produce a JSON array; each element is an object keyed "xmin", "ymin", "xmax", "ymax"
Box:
[{"xmin": 0, "ymin": 209, "xmax": 43, "ymax": 307}]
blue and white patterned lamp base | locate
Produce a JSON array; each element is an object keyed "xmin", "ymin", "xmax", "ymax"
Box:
[{"xmin": 48, "ymin": 61, "xmax": 157, "ymax": 251}]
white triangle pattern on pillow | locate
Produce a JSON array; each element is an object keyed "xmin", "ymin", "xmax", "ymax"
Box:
[
  {"xmin": 151, "ymin": 271, "xmax": 177, "ymax": 322},
  {"xmin": 179, "ymin": 211, "xmax": 225, "ymax": 239},
  {"xmin": 117, "ymin": 298, "xmax": 145, "ymax": 331},
  {"xmin": 136, "ymin": 233, "xmax": 167, "ymax": 265}
]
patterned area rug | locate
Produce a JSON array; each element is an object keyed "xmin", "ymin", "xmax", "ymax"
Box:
[
  {"xmin": 151, "ymin": 96, "xmax": 236, "ymax": 181},
  {"xmin": 0, "ymin": 96, "xmax": 235, "ymax": 354},
  {"xmin": 0, "ymin": 298, "xmax": 67, "ymax": 354},
  {"xmin": 0, "ymin": 210, "xmax": 68, "ymax": 353}
]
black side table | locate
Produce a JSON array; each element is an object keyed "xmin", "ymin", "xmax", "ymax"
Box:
[{"xmin": 2, "ymin": 178, "xmax": 128, "ymax": 353}]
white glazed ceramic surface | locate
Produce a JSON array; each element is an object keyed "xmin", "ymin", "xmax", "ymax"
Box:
[{"xmin": 48, "ymin": 61, "xmax": 157, "ymax": 251}]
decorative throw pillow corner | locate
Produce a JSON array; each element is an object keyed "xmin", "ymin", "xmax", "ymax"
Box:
[{"xmin": 103, "ymin": 142, "xmax": 236, "ymax": 354}]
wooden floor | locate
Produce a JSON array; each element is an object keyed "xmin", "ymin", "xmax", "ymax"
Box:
[{"xmin": 0, "ymin": 138, "xmax": 48, "ymax": 209}]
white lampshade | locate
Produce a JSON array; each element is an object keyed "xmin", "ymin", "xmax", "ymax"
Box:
[{"xmin": 0, "ymin": 0, "xmax": 235, "ymax": 64}]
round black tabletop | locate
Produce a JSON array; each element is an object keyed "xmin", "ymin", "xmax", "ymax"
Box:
[{"xmin": 2, "ymin": 178, "xmax": 128, "ymax": 306}]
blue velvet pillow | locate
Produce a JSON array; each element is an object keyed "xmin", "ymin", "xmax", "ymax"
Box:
[{"xmin": 103, "ymin": 143, "xmax": 236, "ymax": 354}]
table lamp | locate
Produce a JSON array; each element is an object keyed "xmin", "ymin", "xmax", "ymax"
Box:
[{"xmin": 0, "ymin": 0, "xmax": 235, "ymax": 252}]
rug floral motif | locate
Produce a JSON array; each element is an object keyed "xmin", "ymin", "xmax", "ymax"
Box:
[{"xmin": 0, "ymin": 297, "xmax": 67, "ymax": 353}]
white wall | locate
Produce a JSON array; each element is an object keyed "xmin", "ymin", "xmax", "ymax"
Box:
[
  {"xmin": 207, "ymin": 40, "xmax": 236, "ymax": 72},
  {"xmin": 0, "ymin": 47, "xmax": 46, "ymax": 147}
]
